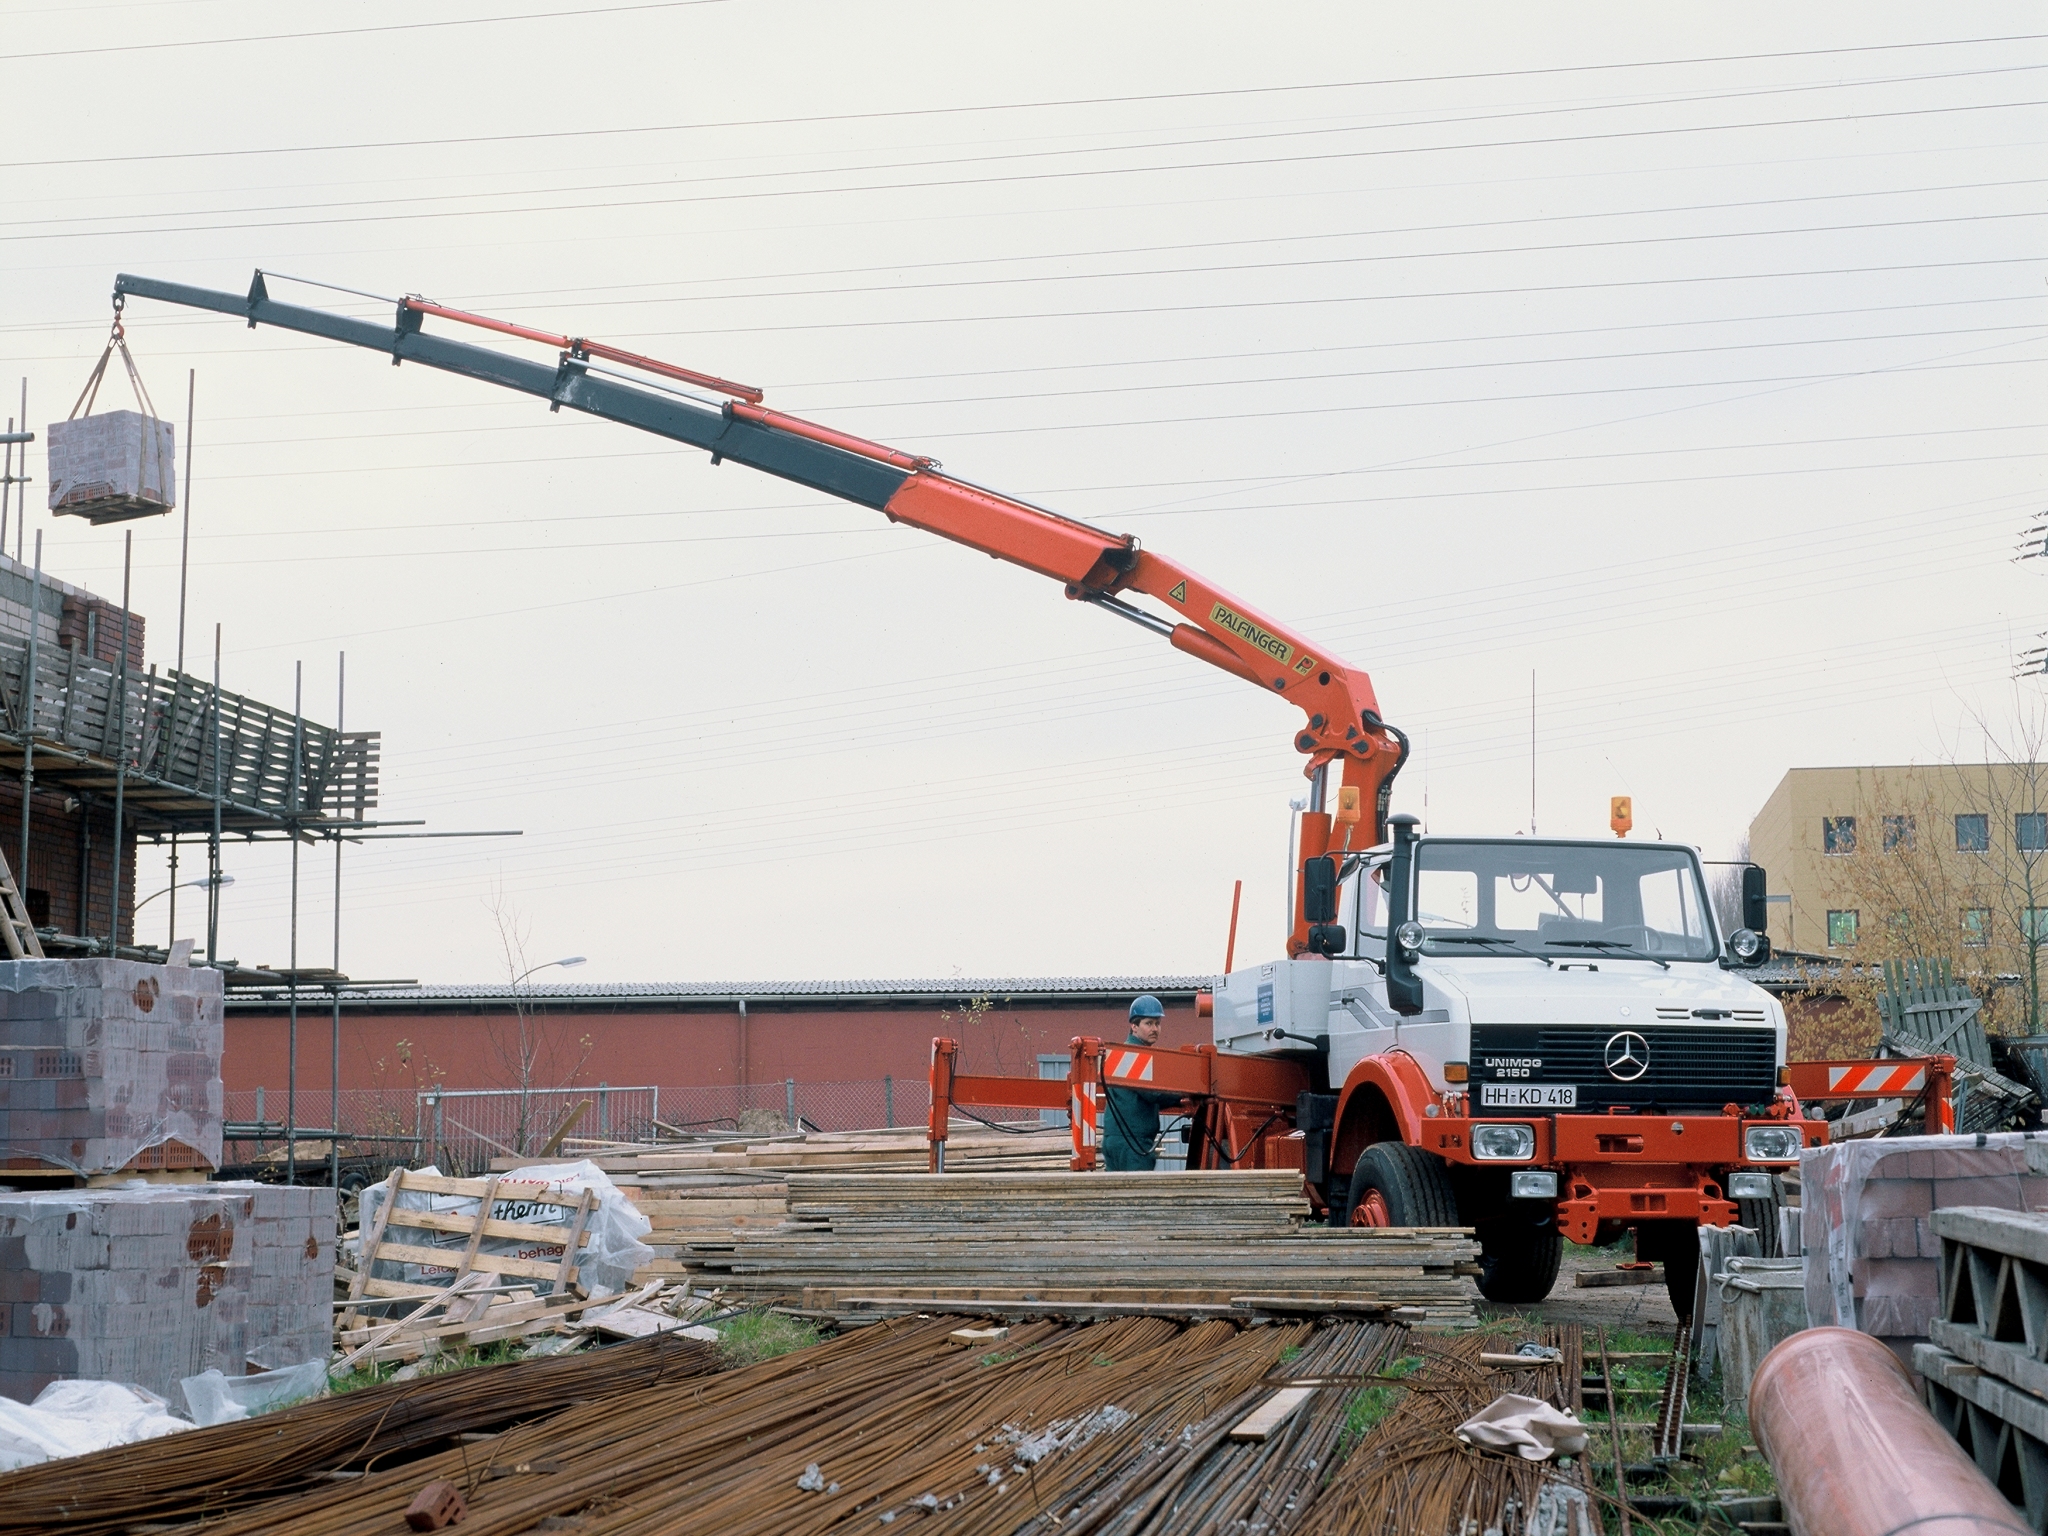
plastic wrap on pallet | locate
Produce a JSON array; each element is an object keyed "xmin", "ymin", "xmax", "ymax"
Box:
[
  {"xmin": 1801, "ymin": 1130, "xmax": 2048, "ymax": 1366},
  {"xmin": 46, "ymin": 411, "xmax": 175, "ymax": 521},
  {"xmin": 0, "ymin": 960, "xmax": 223, "ymax": 1176},
  {"xmin": 0, "ymin": 1182, "xmax": 334, "ymax": 1407},
  {"xmin": 359, "ymin": 1159, "xmax": 654, "ymax": 1298}
]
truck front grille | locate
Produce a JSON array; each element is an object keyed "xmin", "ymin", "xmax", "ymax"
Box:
[{"xmin": 1469, "ymin": 1023, "xmax": 1777, "ymax": 1113}]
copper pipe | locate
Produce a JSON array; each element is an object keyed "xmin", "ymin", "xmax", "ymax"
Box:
[{"xmin": 1751, "ymin": 1327, "xmax": 2027, "ymax": 1536}]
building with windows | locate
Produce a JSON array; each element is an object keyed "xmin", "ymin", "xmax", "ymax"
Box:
[{"xmin": 1748, "ymin": 764, "xmax": 2048, "ymax": 958}]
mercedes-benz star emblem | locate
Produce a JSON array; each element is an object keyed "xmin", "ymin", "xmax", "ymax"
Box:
[{"xmin": 1603, "ymin": 1031, "xmax": 1650, "ymax": 1081}]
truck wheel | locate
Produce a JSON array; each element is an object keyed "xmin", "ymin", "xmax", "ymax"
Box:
[
  {"xmin": 1635, "ymin": 1220, "xmax": 1702, "ymax": 1321},
  {"xmin": 1344, "ymin": 1142, "xmax": 1459, "ymax": 1228},
  {"xmin": 1475, "ymin": 1218, "xmax": 1563, "ymax": 1303},
  {"xmin": 1737, "ymin": 1196, "xmax": 1782, "ymax": 1259}
]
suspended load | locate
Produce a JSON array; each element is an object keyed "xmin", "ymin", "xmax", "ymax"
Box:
[{"xmin": 48, "ymin": 300, "xmax": 175, "ymax": 525}]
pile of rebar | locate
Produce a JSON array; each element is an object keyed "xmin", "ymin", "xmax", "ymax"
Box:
[
  {"xmin": 1295, "ymin": 1324, "xmax": 1603, "ymax": 1536},
  {"xmin": 0, "ymin": 1332, "xmax": 720, "ymax": 1536},
  {"xmin": 8, "ymin": 1312, "xmax": 1611, "ymax": 1535}
]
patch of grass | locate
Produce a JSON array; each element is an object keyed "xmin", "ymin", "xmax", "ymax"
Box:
[
  {"xmin": 327, "ymin": 1339, "xmax": 528, "ymax": 1396},
  {"xmin": 1278, "ymin": 1344, "xmax": 1305, "ymax": 1364},
  {"xmin": 714, "ymin": 1310, "xmax": 823, "ymax": 1367},
  {"xmin": 1338, "ymin": 1353, "xmax": 1425, "ymax": 1450}
]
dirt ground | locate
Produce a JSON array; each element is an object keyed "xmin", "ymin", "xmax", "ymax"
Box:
[{"xmin": 1482, "ymin": 1239, "xmax": 1683, "ymax": 1335}]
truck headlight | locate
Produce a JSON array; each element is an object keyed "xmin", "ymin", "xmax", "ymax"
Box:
[
  {"xmin": 1509, "ymin": 1170, "xmax": 1558, "ymax": 1199},
  {"xmin": 1744, "ymin": 1125, "xmax": 1802, "ymax": 1163},
  {"xmin": 1727, "ymin": 1171, "xmax": 1776, "ymax": 1200},
  {"xmin": 1396, "ymin": 921, "xmax": 1424, "ymax": 960},
  {"xmin": 1471, "ymin": 1124, "xmax": 1536, "ymax": 1160}
]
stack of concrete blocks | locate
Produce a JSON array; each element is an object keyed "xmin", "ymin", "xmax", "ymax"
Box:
[
  {"xmin": 0, "ymin": 959, "xmax": 223, "ymax": 1177},
  {"xmin": 1803, "ymin": 1131, "xmax": 2048, "ymax": 1370},
  {"xmin": 0, "ymin": 1182, "xmax": 335, "ymax": 1405},
  {"xmin": 46, "ymin": 410, "xmax": 177, "ymax": 520}
]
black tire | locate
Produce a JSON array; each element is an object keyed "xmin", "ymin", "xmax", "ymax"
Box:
[
  {"xmin": 1651, "ymin": 1224, "xmax": 1701, "ymax": 1321},
  {"xmin": 1738, "ymin": 1195, "xmax": 1782, "ymax": 1259},
  {"xmin": 1475, "ymin": 1218, "xmax": 1564, "ymax": 1304},
  {"xmin": 1343, "ymin": 1142, "xmax": 1460, "ymax": 1228}
]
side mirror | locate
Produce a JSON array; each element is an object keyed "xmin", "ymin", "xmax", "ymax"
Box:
[
  {"xmin": 1302, "ymin": 855, "xmax": 1338, "ymax": 924},
  {"xmin": 1383, "ymin": 815, "xmax": 1424, "ymax": 1015},
  {"xmin": 1742, "ymin": 865, "xmax": 1770, "ymax": 934}
]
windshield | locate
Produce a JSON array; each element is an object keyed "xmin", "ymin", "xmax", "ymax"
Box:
[{"xmin": 1409, "ymin": 839, "xmax": 1718, "ymax": 962}]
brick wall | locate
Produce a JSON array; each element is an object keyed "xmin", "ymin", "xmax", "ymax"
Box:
[
  {"xmin": 0, "ymin": 781, "xmax": 133, "ymax": 941},
  {"xmin": 56, "ymin": 593, "xmax": 144, "ymax": 671}
]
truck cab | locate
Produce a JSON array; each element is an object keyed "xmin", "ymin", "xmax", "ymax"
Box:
[{"xmin": 1211, "ymin": 821, "xmax": 1825, "ymax": 1308}]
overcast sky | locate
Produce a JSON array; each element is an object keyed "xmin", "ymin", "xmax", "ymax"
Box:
[{"xmin": 3, "ymin": 3, "xmax": 2044, "ymax": 984}]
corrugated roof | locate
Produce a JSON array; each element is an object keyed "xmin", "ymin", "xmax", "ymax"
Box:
[{"xmin": 226, "ymin": 975, "xmax": 1211, "ymax": 1007}]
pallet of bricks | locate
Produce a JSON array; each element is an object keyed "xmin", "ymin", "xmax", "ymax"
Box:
[
  {"xmin": 1804, "ymin": 1130, "xmax": 2048, "ymax": 1366},
  {"xmin": 671, "ymin": 1169, "xmax": 1481, "ymax": 1325},
  {"xmin": 1916, "ymin": 1204, "xmax": 2048, "ymax": 1530}
]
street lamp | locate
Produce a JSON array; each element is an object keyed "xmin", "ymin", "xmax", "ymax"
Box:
[
  {"xmin": 134, "ymin": 872, "xmax": 234, "ymax": 913},
  {"xmin": 510, "ymin": 956, "xmax": 584, "ymax": 1155},
  {"xmin": 513, "ymin": 955, "xmax": 585, "ymax": 984}
]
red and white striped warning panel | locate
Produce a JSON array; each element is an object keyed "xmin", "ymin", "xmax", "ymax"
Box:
[
  {"xmin": 1070, "ymin": 1082, "xmax": 1099, "ymax": 1150},
  {"xmin": 1826, "ymin": 1062, "xmax": 1927, "ymax": 1095},
  {"xmin": 1105, "ymin": 1048, "xmax": 1156, "ymax": 1083}
]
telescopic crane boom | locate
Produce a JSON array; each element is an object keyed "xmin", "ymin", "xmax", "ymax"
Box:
[{"xmin": 109, "ymin": 272, "xmax": 1405, "ymax": 951}]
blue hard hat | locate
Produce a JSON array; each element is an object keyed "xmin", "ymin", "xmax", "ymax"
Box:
[{"xmin": 1128, "ymin": 995, "xmax": 1165, "ymax": 1021}]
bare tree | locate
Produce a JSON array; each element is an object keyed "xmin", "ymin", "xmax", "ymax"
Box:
[
  {"xmin": 1816, "ymin": 707, "xmax": 2048, "ymax": 1038},
  {"xmin": 1945, "ymin": 705, "xmax": 2048, "ymax": 1033},
  {"xmin": 485, "ymin": 888, "xmax": 593, "ymax": 1156}
]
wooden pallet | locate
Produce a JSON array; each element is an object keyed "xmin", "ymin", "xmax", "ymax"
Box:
[{"xmin": 348, "ymin": 1168, "xmax": 599, "ymax": 1302}]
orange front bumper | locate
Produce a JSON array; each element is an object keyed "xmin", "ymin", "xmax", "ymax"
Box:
[
  {"xmin": 1414, "ymin": 1108, "xmax": 1827, "ymax": 1245},
  {"xmin": 1553, "ymin": 1166, "xmax": 1736, "ymax": 1245}
]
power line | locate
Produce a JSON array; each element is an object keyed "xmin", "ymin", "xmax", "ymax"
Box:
[
  {"xmin": 13, "ymin": 95, "xmax": 2046, "ymax": 245},
  {"xmin": 154, "ymin": 323, "xmax": 2048, "ymax": 452},
  {"xmin": 9, "ymin": 29, "xmax": 2043, "ymax": 161},
  {"xmin": 21, "ymin": 63, "xmax": 2047, "ymax": 239},
  {"xmin": 3, "ymin": 0, "xmax": 736, "ymax": 63},
  {"xmin": 11, "ymin": 173, "xmax": 2041, "ymax": 337}
]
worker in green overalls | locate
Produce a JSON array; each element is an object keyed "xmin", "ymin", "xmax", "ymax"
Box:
[{"xmin": 1101, "ymin": 995, "xmax": 1181, "ymax": 1172}]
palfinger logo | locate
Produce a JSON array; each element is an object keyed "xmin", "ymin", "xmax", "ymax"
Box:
[
  {"xmin": 1603, "ymin": 1031, "xmax": 1650, "ymax": 1081},
  {"xmin": 1209, "ymin": 602, "xmax": 1292, "ymax": 666}
]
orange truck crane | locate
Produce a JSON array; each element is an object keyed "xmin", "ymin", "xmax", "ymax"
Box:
[{"xmin": 108, "ymin": 271, "xmax": 1951, "ymax": 1313}]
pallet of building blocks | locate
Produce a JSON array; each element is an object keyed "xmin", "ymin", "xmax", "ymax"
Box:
[
  {"xmin": 0, "ymin": 1182, "xmax": 335, "ymax": 1406},
  {"xmin": 45, "ymin": 410, "xmax": 176, "ymax": 524},
  {"xmin": 1804, "ymin": 1132, "xmax": 2048, "ymax": 1368},
  {"xmin": 0, "ymin": 959, "xmax": 223, "ymax": 1177}
]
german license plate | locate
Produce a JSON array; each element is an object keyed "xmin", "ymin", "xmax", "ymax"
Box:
[{"xmin": 1479, "ymin": 1083, "xmax": 1577, "ymax": 1108}]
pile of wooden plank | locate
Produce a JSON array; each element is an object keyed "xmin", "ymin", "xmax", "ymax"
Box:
[
  {"xmin": 672, "ymin": 1170, "xmax": 1481, "ymax": 1326},
  {"xmin": 527, "ymin": 1121, "xmax": 1073, "ymax": 1181},
  {"xmin": 506, "ymin": 1123, "xmax": 1074, "ymax": 1277}
]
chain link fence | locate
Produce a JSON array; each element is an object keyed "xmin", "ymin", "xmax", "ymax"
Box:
[
  {"xmin": 220, "ymin": 1087, "xmax": 423, "ymax": 1177},
  {"xmin": 220, "ymin": 1077, "xmax": 994, "ymax": 1179}
]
